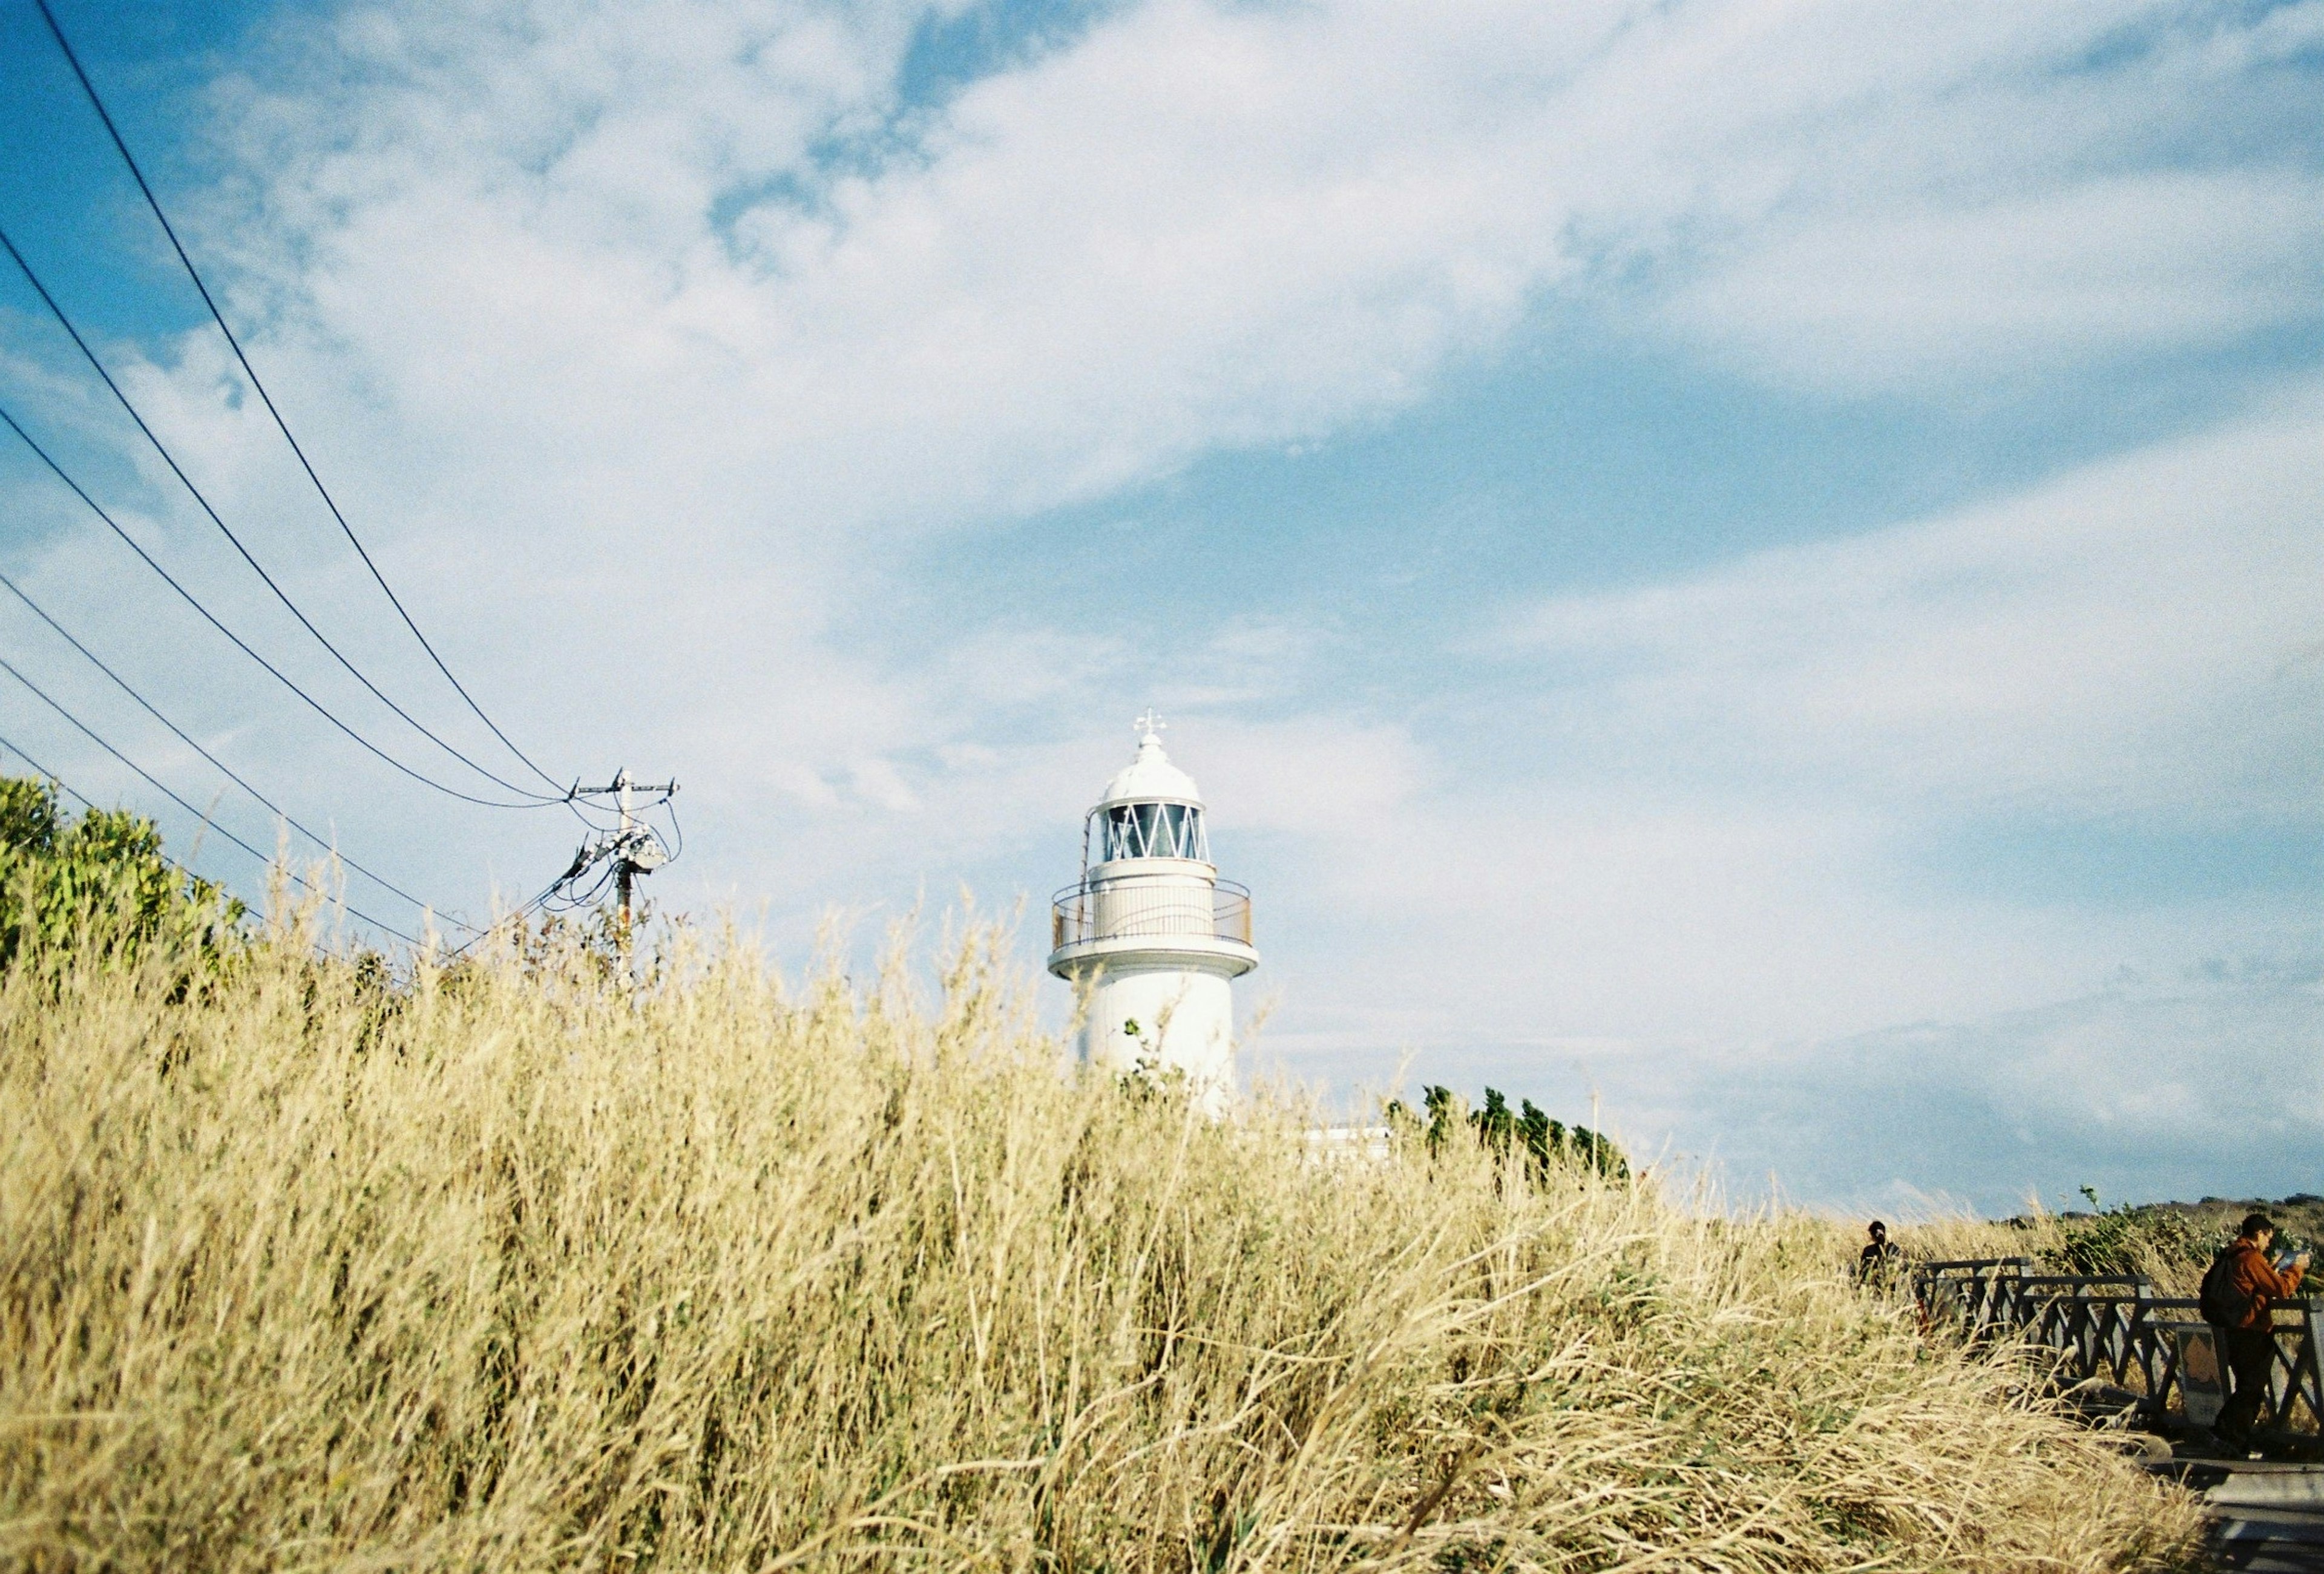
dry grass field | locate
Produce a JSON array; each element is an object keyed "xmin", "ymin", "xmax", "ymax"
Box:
[{"xmin": 0, "ymin": 903, "xmax": 2208, "ymax": 1572}]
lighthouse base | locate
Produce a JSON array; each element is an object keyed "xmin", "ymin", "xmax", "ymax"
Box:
[{"xmin": 1070, "ymin": 962, "xmax": 1236, "ymax": 1113}]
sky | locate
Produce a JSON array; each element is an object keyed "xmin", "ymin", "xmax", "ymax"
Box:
[{"xmin": 0, "ymin": 0, "xmax": 2317, "ymax": 1216}]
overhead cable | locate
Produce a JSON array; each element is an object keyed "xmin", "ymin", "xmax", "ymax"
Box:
[
  {"xmin": 0, "ymin": 654, "xmax": 421, "ymax": 945},
  {"xmin": 0, "ymin": 563, "xmax": 476, "ymax": 934},
  {"xmin": 0, "ymin": 399, "xmax": 550, "ymax": 809},
  {"xmin": 444, "ymin": 879, "xmax": 560, "ymax": 961},
  {"xmin": 33, "ymin": 0, "xmax": 572, "ymax": 798},
  {"xmin": 0, "ymin": 226, "xmax": 564, "ymax": 807},
  {"xmin": 0, "ymin": 727, "xmax": 96, "ymax": 813},
  {"xmin": 2, "ymin": 727, "xmax": 430, "ymax": 968}
]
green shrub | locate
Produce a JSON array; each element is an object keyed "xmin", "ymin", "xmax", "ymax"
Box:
[
  {"xmin": 1394, "ymin": 1084, "xmax": 1630, "ymax": 1181},
  {"xmin": 2050, "ymin": 1192, "xmax": 2219, "ymax": 1281},
  {"xmin": 0, "ymin": 774, "xmax": 243, "ymax": 968}
]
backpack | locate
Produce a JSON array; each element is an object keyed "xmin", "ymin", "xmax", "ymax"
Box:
[{"xmin": 2199, "ymin": 1247, "xmax": 2254, "ymax": 1328}]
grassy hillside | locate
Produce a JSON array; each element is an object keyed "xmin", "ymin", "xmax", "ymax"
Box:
[{"xmin": 0, "ymin": 902, "xmax": 2205, "ymax": 1572}]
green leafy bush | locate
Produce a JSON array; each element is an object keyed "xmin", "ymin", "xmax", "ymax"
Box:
[{"xmin": 0, "ymin": 775, "xmax": 243, "ymax": 968}]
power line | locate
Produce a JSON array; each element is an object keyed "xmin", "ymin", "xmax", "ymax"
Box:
[
  {"xmin": 0, "ymin": 654, "xmax": 421, "ymax": 945},
  {"xmin": 0, "ymin": 398, "xmax": 551, "ymax": 810},
  {"xmin": 0, "ymin": 225, "xmax": 565, "ymax": 808},
  {"xmin": 16, "ymin": 2, "xmax": 683, "ymax": 927},
  {"xmin": 0, "ymin": 728, "xmax": 96, "ymax": 813},
  {"xmin": 443, "ymin": 878, "xmax": 562, "ymax": 962},
  {"xmin": 0, "ymin": 562, "xmax": 476, "ymax": 934},
  {"xmin": 34, "ymin": 0, "xmax": 571, "ymax": 800}
]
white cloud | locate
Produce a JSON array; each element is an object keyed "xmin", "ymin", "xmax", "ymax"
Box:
[
  {"xmin": 25, "ymin": 1, "xmax": 2306, "ymax": 839},
  {"xmin": 146, "ymin": 0, "xmax": 2314, "ymax": 812},
  {"xmin": 191, "ymin": 0, "xmax": 2324, "ymax": 569}
]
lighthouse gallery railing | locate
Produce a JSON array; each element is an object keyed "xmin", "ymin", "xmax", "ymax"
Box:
[{"xmin": 1051, "ymin": 879, "xmax": 1253, "ymax": 950}]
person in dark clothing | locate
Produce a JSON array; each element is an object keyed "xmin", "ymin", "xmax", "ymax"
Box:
[
  {"xmin": 2213, "ymin": 1213, "xmax": 2309, "ymax": 1451},
  {"xmin": 1858, "ymin": 1219, "xmax": 1900, "ymax": 1283}
]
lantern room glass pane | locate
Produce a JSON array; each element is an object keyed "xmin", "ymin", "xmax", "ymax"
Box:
[{"xmin": 1100, "ymin": 802, "xmax": 1208, "ymax": 861}]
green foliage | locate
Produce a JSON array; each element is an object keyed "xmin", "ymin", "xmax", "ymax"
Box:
[
  {"xmin": 2051, "ymin": 1193, "xmax": 2220, "ymax": 1279},
  {"xmin": 0, "ymin": 774, "xmax": 243, "ymax": 968},
  {"xmin": 1390, "ymin": 1084, "xmax": 1630, "ymax": 1181}
]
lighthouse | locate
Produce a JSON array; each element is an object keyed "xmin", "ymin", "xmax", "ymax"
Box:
[{"xmin": 1048, "ymin": 713, "xmax": 1257, "ymax": 1110}]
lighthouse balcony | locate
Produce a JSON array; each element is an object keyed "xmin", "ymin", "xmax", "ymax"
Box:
[{"xmin": 1049, "ymin": 877, "xmax": 1253, "ymax": 951}]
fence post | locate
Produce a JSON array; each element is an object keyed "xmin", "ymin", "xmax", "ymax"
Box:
[{"xmin": 2272, "ymin": 1300, "xmax": 2322, "ymax": 1434}]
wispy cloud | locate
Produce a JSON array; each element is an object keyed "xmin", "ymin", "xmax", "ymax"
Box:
[
  {"xmin": 1496, "ymin": 393, "xmax": 2324, "ymax": 822},
  {"xmin": 1664, "ymin": 173, "xmax": 2324, "ymax": 388}
]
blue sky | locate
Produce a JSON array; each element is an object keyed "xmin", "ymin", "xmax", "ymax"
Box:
[{"xmin": 0, "ymin": 0, "xmax": 2318, "ymax": 1215}]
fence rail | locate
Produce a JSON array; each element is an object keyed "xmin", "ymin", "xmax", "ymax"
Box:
[{"xmin": 1912, "ymin": 1258, "xmax": 2322, "ymax": 1435}]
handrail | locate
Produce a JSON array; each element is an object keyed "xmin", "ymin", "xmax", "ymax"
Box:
[
  {"xmin": 1912, "ymin": 1261, "xmax": 2321, "ymax": 1437},
  {"xmin": 1050, "ymin": 877, "xmax": 1253, "ymax": 949},
  {"xmin": 1920, "ymin": 1257, "xmax": 2035, "ymax": 1273}
]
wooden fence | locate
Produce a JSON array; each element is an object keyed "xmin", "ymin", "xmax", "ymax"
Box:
[{"xmin": 1911, "ymin": 1258, "xmax": 2322, "ymax": 1435}]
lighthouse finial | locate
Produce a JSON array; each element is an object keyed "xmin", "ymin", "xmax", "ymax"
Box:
[{"xmin": 1135, "ymin": 708, "xmax": 1167, "ymax": 745}]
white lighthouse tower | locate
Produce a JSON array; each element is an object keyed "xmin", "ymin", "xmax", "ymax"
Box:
[{"xmin": 1048, "ymin": 713, "xmax": 1256, "ymax": 1110}]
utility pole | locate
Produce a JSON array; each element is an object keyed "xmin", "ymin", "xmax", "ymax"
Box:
[
  {"xmin": 615, "ymin": 767, "xmax": 637, "ymax": 930},
  {"xmin": 566, "ymin": 767, "xmax": 678, "ymax": 958}
]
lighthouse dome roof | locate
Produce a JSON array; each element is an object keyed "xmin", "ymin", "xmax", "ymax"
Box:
[{"xmin": 1100, "ymin": 729, "xmax": 1202, "ymax": 806}]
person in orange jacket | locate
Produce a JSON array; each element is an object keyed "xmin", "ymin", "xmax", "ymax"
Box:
[{"xmin": 2211, "ymin": 1213, "xmax": 2309, "ymax": 1452}]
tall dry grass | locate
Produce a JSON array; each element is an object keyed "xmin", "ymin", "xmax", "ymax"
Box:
[{"xmin": 0, "ymin": 908, "xmax": 2205, "ymax": 1572}]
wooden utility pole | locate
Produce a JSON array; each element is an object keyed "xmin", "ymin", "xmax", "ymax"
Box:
[
  {"xmin": 615, "ymin": 768, "xmax": 637, "ymax": 931},
  {"xmin": 567, "ymin": 767, "xmax": 678, "ymax": 957}
]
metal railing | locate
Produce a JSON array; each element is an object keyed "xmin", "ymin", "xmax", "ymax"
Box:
[
  {"xmin": 1051, "ymin": 879, "xmax": 1253, "ymax": 950},
  {"xmin": 1912, "ymin": 1258, "xmax": 2323, "ymax": 1434}
]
